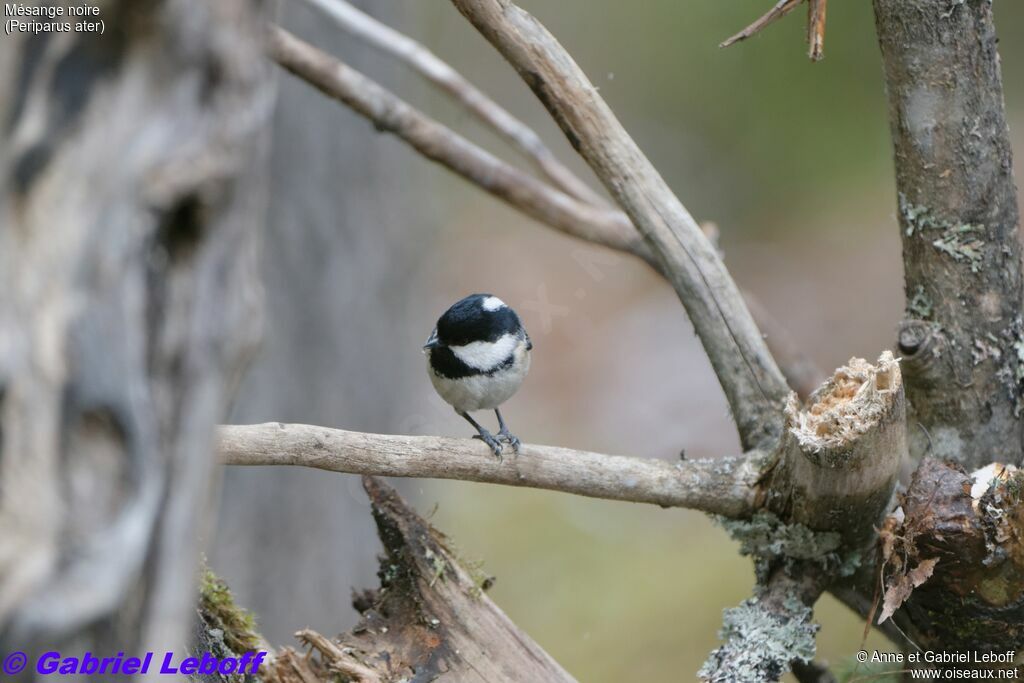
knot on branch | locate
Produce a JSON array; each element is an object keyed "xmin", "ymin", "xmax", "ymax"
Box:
[{"xmin": 878, "ymin": 459, "xmax": 1024, "ymax": 652}]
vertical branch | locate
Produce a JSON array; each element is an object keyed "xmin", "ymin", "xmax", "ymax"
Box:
[{"xmin": 874, "ymin": 0, "xmax": 1023, "ymax": 468}]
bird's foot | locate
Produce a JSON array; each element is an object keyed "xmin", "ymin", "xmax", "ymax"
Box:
[
  {"xmin": 473, "ymin": 430, "xmax": 504, "ymax": 460},
  {"xmin": 497, "ymin": 428, "xmax": 521, "ymax": 454}
]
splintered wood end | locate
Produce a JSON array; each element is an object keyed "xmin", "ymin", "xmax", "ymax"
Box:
[{"xmin": 788, "ymin": 351, "xmax": 901, "ymax": 453}]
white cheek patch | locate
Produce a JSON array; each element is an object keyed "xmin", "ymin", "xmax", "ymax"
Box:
[
  {"xmin": 451, "ymin": 333, "xmax": 517, "ymax": 370},
  {"xmin": 481, "ymin": 296, "xmax": 506, "ymax": 312}
]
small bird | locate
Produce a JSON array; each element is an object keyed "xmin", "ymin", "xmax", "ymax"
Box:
[{"xmin": 423, "ymin": 293, "xmax": 532, "ymax": 458}]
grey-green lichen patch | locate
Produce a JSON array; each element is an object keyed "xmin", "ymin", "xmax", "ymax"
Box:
[
  {"xmin": 908, "ymin": 285, "xmax": 933, "ymax": 319},
  {"xmin": 715, "ymin": 511, "xmax": 859, "ymax": 578},
  {"xmin": 995, "ymin": 316, "xmax": 1024, "ymax": 417},
  {"xmin": 932, "ymin": 223, "xmax": 985, "ymax": 272},
  {"xmin": 899, "ymin": 193, "xmax": 941, "ymax": 236},
  {"xmin": 973, "ymin": 333, "xmax": 1003, "ymax": 365},
  {"xmin": 898, "ymin": 194, "xmax": 987, "ymax": 272},
  {"xmin": 698, "ymin": 597, "xmax": 817, "ymax": 683}
]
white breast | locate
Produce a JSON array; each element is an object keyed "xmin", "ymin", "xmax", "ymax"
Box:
[{"xmin": 429, "ymin": 339, "xmax": 531, "ymax": 412}]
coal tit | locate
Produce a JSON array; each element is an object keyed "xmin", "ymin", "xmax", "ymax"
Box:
[{"xmin": 423, "ymin": 293, "xmax": 532, "ymax": 458}]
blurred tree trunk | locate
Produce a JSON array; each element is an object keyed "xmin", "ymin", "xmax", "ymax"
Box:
[
  {"xmin": 210, "ymin": 0, "xmax": 435, "ymax": 646},
  {"xmin": 0, "ymin": 0, "xmax": 271, "ymax": 670}
]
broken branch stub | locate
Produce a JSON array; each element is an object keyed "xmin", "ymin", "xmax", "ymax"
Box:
[
  {"xmin": 769, "ymin": 352, "xmax": 905, "ymax": 546},
  {"xmin": 267, "ymin": 477, "xmax": 576, "ymax": 683}
]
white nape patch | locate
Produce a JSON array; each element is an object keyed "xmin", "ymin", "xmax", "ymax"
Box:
[
  {"xmin": 451, "ymin": 333, "xmax": 517, "ymax": 371},
  {"xmin": 481, "ymin": 296, "xmax": 506, "ymax": 312}
]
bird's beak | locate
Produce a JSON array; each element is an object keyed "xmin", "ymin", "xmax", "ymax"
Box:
[{"xmin": 423, "ymin": 340, "xmax": 439, "ymax": 350}]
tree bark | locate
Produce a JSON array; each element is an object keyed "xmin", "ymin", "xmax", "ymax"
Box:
[
  {"xmin": 874, "ymin": 0, "xmax": 1023, "ymax": 468},
  {"xmin": 0, "ymin": 0, "xmax": 272, "ymax": 667}
]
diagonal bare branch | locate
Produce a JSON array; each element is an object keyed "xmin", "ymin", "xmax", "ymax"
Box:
[
  {"xmin": 297, "ymin": 0, "xmax": 608, "ymax": 207},
  {"xmin": 268, "ymin": 26, "xmax": 654, "ymax": 266},
  {"xmin": 720, "ymin": 0, "xmax": 828, "ymax": 61},
  {"xmin": 720, "ymin": 0, "xmax": 802, "ymax": 49},
  {"xmin": 448, "ymin": 0, "xmax": 791, "ymax": 451},
  {"xmin": 269, "ymin": 21, "xmax": 820, "ymax": 409},
  {"xmin": 218, "ymin": 422, "xmax": 766, "ymax": 517}
]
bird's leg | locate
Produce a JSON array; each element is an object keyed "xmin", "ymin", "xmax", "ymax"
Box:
[
  {"xmin": 494, "ymin": 408, "xmax": 521, "ymax": 454},
  {"xmin": 459, "ymin": 410, "xmax": 503, "ymax": 459}
]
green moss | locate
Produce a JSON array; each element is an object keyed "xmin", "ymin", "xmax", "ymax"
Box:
[
  {"xmin": 198, "ymin": 567, "xmax": 261, "ymax": 655},
  {"xmin": 698, "ymin": 597, "xmax": 817, "ymax": 682}
]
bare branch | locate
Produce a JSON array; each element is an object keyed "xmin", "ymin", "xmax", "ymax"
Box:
[
  {"xmin": 218, "ymin": 422, "xmax": 764, "ymax": 517},
  {"xmin": 269, "ymin": 25, "xmax": 821, "ymax": 400},
  {"xmin": 268, "ymin": 26, "xmax": 654, "ymax": 266},
  {"xmin": 807, "ymin": 0, "xmax": 828, "ymax": 62},
  {"xmin": 720, "ymin": 0, "xmax": 802, "ymax": 49},
  {"xmin": 720, "ymin": 0, "xmax": 828, "ymax": 61},
  {"xmin": 298, "ymin": 0, "xmax": 607, "ymax": 207},
  {"xmin": 448, "ymin": 0, "xmax": 790, "ymax": 451}
]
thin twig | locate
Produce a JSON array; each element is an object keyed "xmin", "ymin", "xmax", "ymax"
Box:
[
  {"xmin": 268, "ymin": 26, "xmax": 654, "ymax": 266},
  {"xmin": 219, "ymin": 422, "xmax": 765, "ymax": 517},
  {"xmin": 808, "ymin": 0, "xmax": 828, "ymax": 61},
  {"xmin": 720, "ymin": 0, "xmax": 802, "ymax": 48},
  {"xmin": 297, "ymin": 0, "xmax": 607, "ymax": 207}
]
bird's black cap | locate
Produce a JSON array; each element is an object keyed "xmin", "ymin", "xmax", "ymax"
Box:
[{"xmin": 434, "ymin": 293, "xmax": 523, "ymax": 346}]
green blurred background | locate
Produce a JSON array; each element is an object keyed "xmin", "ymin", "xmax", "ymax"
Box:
[{"xmin": 217, "ymin": 1, "xmax": 1024, "ymax": 680}]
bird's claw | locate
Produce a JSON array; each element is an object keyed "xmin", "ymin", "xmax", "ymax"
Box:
[
  {"xmin": 497, "ymin": 429, "xmax": 521, "ymax": 454},
  {"xmin": 473, "ymin": 431, "xmax": 504, "ymax": 460}
]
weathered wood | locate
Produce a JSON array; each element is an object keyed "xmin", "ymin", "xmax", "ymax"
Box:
[
  {"xmin": 219, "ymin": 422, "xmax": 765, "ymax": 517},
  {"xmin": 262, "ymin": 477, "xmax": 577, "ymax": 683},
  {"xmin": 874, "ymin": 0, "xmax": 1023, "ymax": 468},
  {"xmin": 0, "ymin": 0, "xmax": 272, "ymax": 662}
]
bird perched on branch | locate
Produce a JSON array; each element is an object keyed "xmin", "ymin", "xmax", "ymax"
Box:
[{"xmin": 423, "ymin": 293, "xmax": 531, "ymax": 458}]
